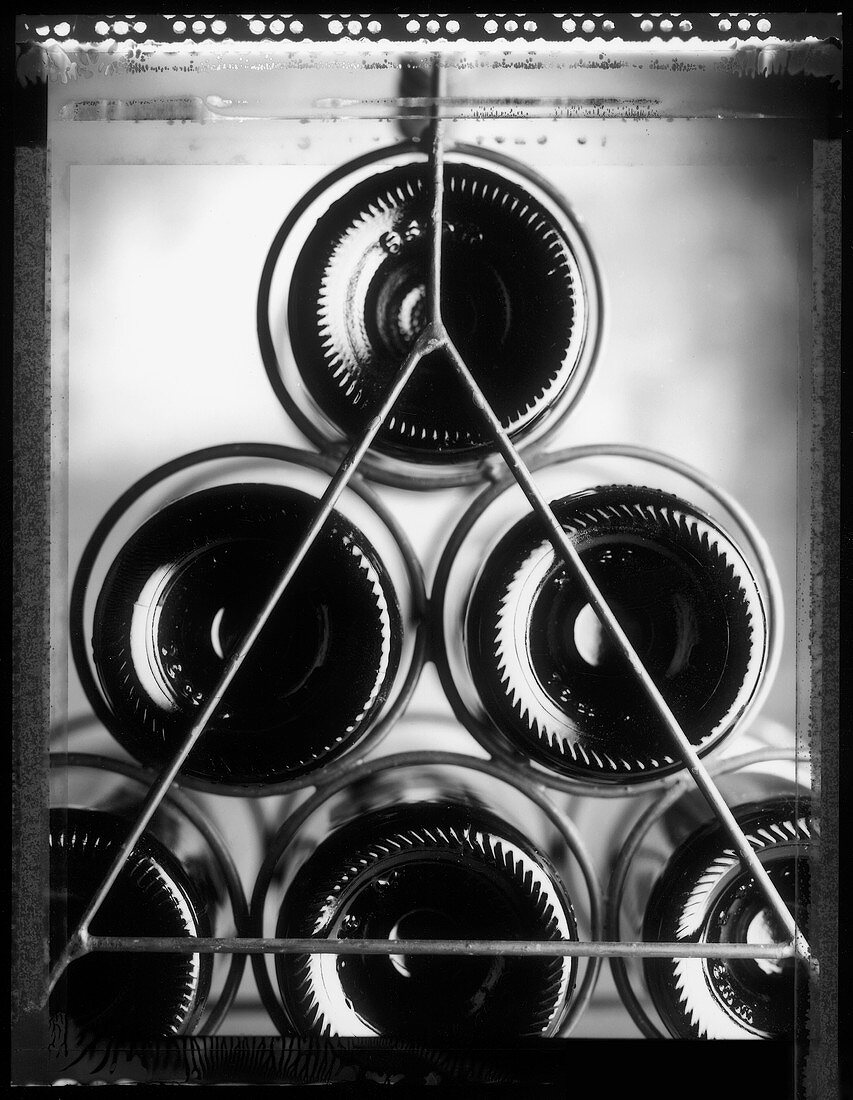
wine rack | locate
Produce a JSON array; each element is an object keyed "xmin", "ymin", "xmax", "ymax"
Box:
[
  {"xmin": 13, "ymin": 14, "xmax": 841, "ymax": 1088},
  {"xmin": 49, "ymin": 65, "xmax": 806, "ymax": 1010}
]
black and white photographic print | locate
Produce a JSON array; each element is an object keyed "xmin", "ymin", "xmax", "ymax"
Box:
[{"xmin": 11, "ymin": 12, "xmax": 843, "ymax": 1093}]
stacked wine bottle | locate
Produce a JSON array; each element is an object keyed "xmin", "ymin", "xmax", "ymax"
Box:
[
  {"xmin": 71, "ymin": 447, "xmax": 425, "ymax": 795},
  {"xmin": 48, "ymin": 756, "xmax": 247, "ymax": 1040},
  {"xmin": 250, "ymin": 748, "xmax": 594, "ymax": 1041},
  {"xmin": 605, "ymin": 726, "xmax": 811, "ymax": 1040}
]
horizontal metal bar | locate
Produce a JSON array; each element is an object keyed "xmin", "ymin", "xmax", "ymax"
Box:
[{"xmin": 84, "ymin": 936, "xmax": 796, "ymax": 961}]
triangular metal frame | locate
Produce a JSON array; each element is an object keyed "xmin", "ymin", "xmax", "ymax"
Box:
[{"xmin": 48, "ymin": 60, "xmax": 810, "ymax": 1024}]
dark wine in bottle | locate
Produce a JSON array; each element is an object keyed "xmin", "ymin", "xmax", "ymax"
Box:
[
  {"xmin": 273, "ymin": 798, "xmax": 579, "ymax": 1040},
  {"xmin": 465, "ymin": 485, "xmax": 767, "ymax": 784},
  {"xmin": 642, "ymin": 795, "xmax": 810, "ymax": 1039},
  {"xmin": 91, "ymin": 482, "xmax": 401, "ymax": 787},
  {"xmin": 287, "ymin": 159, "xmax": 589, "ymax": 462},
  {"xmin": 49, "ymin": 805, "xmax": 217, "ymax": 1038}
]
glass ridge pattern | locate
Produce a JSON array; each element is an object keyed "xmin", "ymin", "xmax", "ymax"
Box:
[
  {"xmin": 642, "ymin": 796, "xmax": 811, "ymax": 1039},
  {"xmin": 288, "ymin": 160, "xmax": 583, "ymax": 461},
  {"xmin": 467, "ymin": 485, "xmax": 766, "ymax": 782},
  {"xmin": 275, "ymin": 802, "xmax": 577, "ymax": 1038},
  {"xmin": 49, "ymin": 807, "xmax": 212, "ymax": 1037},
  {"xmin": 91, "ymin": 483, "xmax": 400, "ymax": 786},
  {"xmin": 49, "ymin": 65, "xmax": 809, "ymax": 1041}
]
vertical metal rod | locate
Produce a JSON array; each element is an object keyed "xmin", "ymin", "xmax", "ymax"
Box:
[
  {"xmin": 428, "ymin": 56, "xmax": 445, "ymax": 323},
  {"xmin": 439, "ymin": 333, "xmax": 809, "ymax": 960},
  {"xmin": 47, "ymin": 328, "xmax": 443, "ymax": 997}
]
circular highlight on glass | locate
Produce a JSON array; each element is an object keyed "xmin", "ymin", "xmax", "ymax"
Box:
[
  {"xmin": 433, "ymin": 446, "xmax": 781, "ymax": 793},
  {"xmin": 259, "ymin": 143, "xmax": 602, "ymax": 488},
  {"xmin": 250, "ymin": 747, "xmax": 603, "ymax": 1040},
  {"xmin": 49, "ymin": 753, "xmax": 248, "ymax": 1038},
  {"xmin": 71, "ymin": 445, "xmax": 426, "ymax": 795}
]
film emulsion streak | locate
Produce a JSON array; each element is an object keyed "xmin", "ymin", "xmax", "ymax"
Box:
[{"xmin": 22, "ymin": 21, "xmax": 837, "ymax": 1083}]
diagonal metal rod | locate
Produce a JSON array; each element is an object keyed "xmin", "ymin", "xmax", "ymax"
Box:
[
  {"xmin": 47, "ymin": 326, "xmax": 443, "ymax": 998},
  {"xmin": 84, "ymin": 936, "xmax": 796, "ymax": 961},
  {"xmin": 439, "ymin": 333, "xmax": 809, "ymax": 961}
]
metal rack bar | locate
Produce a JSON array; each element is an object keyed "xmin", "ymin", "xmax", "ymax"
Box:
[
  {"xmin": 50, "ymin": 54, "xmax": 809, "ymax": 1008},
  {"xmin": 85, "ymin": 937, "xmax": 795, "ymax": 960},
  {"xmin": 427, "ymin": 60, "xmax": 444, "ymax": 323}
]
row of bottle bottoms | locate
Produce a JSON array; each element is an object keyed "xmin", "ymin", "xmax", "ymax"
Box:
[
  {"xmin": 74, "ymin": 459, "xmax": 776, "ymax": 793},
  {"xmin": 50, "ymin": 744, "xmax": 809, "ymax": 1042}
]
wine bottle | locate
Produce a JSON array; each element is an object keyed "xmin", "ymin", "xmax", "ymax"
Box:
[
  {"xmin": 642, "ymin": 794, "xmax": 810, "ymax": 1039},
  {"xmin": 90, "ymin": 482, "xmax": 402, "ymax": 788},
  {"xmin": 464, "ymin": 484, "xmax": 767, "ymax": 785},
  {"xmin": 605, "ymin": 730, "xmax": 810, "ymax": 1039},
  {"xmin": 265, "ymin": 759, "xmax": 581, "ymax": 1040},
  {"xmin": 49, "ymin": 763, "xmax": 230, "ymax": 1039},
  {"xmin": 285, "ymin": 155, "xmax": 595, "ymax": 466}
]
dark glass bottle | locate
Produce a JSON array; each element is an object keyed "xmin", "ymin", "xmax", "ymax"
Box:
[
  {"xmin": 642, "ymin": 795, "xmax": 810, "ymax": 1039},
  {"xmin": 287, "ymin": 159, "xmax": 590, "ymax": 463},
  {"xmin": 272, "ymin": 793, "xmax": 579, "ymax": 1040},
  {"xmin": 90, "ymin": 482, "xmax": 402, "ymax": 788},
  {"xmin": 465, "ymin": 484, "xmax": 767, "ymax": 785},
  {"xmin": 49, "ymin": 798, "xmax": 224, "ymax": 1039}
]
